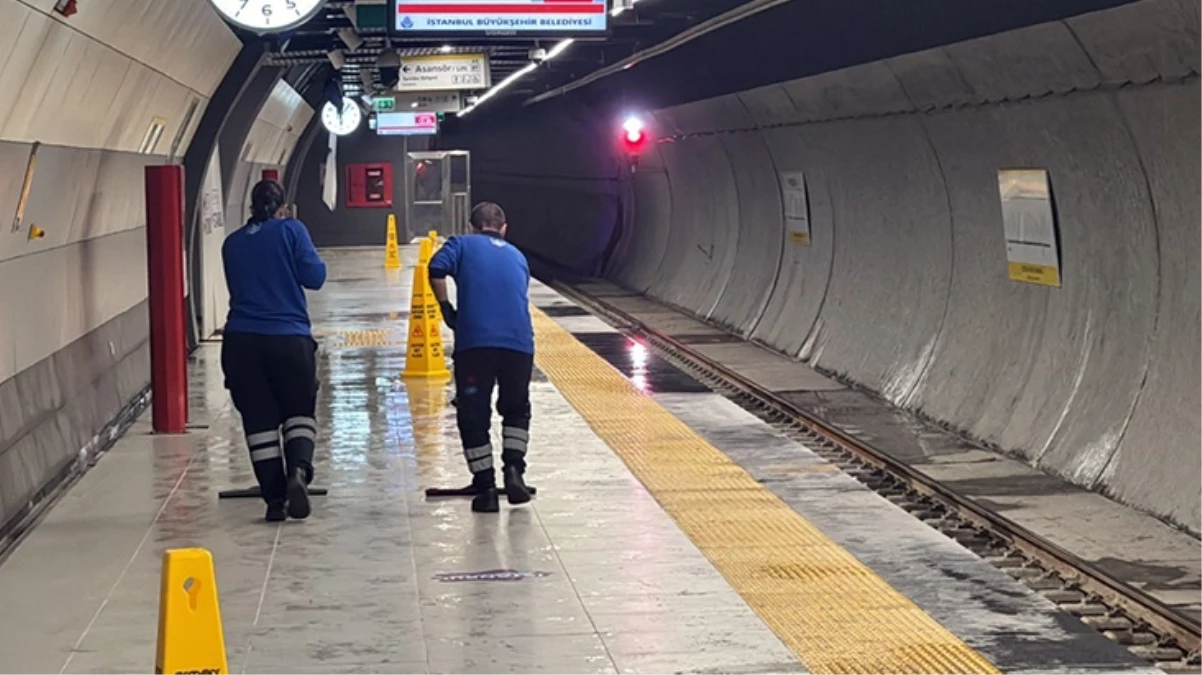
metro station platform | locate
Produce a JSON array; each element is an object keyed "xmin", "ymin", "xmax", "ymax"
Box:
[{"xmin": 0, "ymin": 247, "xmax": 1159, "ymax": 674}]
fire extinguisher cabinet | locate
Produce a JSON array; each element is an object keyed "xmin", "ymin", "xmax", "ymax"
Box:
[{"xmin": 346, "ymin": 163, "xmax": 393, "ymax": 208}]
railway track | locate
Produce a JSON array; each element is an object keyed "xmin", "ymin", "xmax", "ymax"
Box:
[{"xmin": 552, "ymin": 280, "xmax": 1201, "ymax": 674}]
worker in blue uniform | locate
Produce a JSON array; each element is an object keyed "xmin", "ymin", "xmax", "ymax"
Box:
[
  {"xmin": 221, "ymin": 179, "xmax": 327, "ymax": 522},
  {"xmin": 428, "ymin": 202, "xmax": 534, "ymax": 513}
]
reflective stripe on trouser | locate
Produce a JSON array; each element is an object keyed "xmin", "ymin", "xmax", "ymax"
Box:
[
  {"xmin": 464, "ymin": 443, "xmax": 494, "ymax": 475},
  {"xmin": 247, "ymin": 430, "xmax": 286, "ymax": 504},
  {"xmin": 501, "ymin": 425, "xmax": 529, "ymax": 472},
  {"xmin": 283, "ymin": 416, "xmax": 316, "ymax": 484}
]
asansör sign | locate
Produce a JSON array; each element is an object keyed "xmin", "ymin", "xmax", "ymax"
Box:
[
  {"xmin": 397, "ymin": 53, "xmax": 491, "ymax": 91},
  {"xmin": 391, "ymin": 0, "xmax": 608, "ymax": 37}
]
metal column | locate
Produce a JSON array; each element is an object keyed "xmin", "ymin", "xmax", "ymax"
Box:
[{"xmin": 145, "ymin": 165, "xmax": 188, "ymax": 434}]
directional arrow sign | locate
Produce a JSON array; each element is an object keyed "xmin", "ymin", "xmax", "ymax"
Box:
[{"xmin": 396, "ymin": 53, "xmax": 490, "ymax": 91}]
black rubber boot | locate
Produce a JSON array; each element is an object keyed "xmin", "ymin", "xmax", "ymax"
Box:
[
  {"xmin": 266, "ymin": 502, "xmax": 287, "ymax": 522},
  {"xmin": 503, "ymin": 466, "xmax": 531, "ymax": 505},
  {"xmin": 471, "ymin": 488, "xmax": 500, "ymax": 513},
  {"xmin": 286, "ymin": 469, "xmax": 311, "ymax": 520}
]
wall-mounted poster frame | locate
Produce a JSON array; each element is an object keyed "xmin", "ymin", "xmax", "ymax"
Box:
[{"xmin": 998, "ymin": 168, "xmax": 1061, "ymax": 287}]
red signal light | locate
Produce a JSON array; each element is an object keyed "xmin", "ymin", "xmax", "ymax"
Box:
[
  {"xmin": 620, "ymin": 115, "xmax": 649, "ymax": 173},
  {"xmin": 621, "ymin": 117, "xmax": 647, "ymax": 153}
]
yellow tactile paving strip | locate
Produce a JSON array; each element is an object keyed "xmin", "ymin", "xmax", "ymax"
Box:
[
  {"xmin": 530, "ymin": 308, "xmax": 1000, "ymax": 675},
  {"xmin": 316, "ymin": 328, "xmax": 407, "ymax": 349}
]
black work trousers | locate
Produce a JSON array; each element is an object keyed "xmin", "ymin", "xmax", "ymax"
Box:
[
  {"xmin": 454, "ymin": 347, "xmax": 533, "ymax": 487},
  {"xmin": 221, "ymin": 331, "xmax": 319, "ymax": 505}
]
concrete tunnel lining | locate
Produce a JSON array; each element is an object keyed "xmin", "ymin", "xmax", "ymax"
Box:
[{"xmin": 443, "ymin": 0, "xmax": 1200, "ymax": 534}]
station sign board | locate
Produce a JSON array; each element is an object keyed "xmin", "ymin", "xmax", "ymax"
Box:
[
  {"xmin": 998, "ymin": 169, "xmax": 1062, "ymax": 287},
  {"xmin": 390, "ymin": 0, "xmax": 608, "ymax": 37},
  {"xmin": 397, "ymin": 53, "xmax": 491, "ymax": 92},
  {"xmin": 779, "ymin": 171, "xmax": 811, "ymax": 246},
  {"xmin": 377, "ymin": 111, "xmax": 439, "ymax": 136},
  {"xmin": 392, "ymin": 91, "xmax": 464, "ymax": 113}
]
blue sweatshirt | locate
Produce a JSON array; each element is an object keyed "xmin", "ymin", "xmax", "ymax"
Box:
[
  {"xmin": 223, "ymin": 217, "xmax": 326, "ymax": 336},
  {"xmin": 429, "ymin": 232, "xmax": 534, "ymax": 355}
]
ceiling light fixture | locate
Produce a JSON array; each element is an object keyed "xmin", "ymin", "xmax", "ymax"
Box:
[
  {"xmin": 545, "ymin": 39, "xmax": 574, "ymax": 60},
  {"xmin": 456, "ymin": 35, "xmax": 573, "ymax": 117},
  {"xmin": 458, "ymin": 62, "xmax": 538, "ymax": 117}
]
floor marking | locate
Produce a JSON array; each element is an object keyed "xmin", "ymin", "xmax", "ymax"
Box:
[
  {"xmin": 60, "ymin": 454, "xmax": 197, "ymax": 674},
  {"xmin": 240, "ymin": 524, "xmax": 282, "ymax": 675},
  {"xmin": 252, "ymin": 525, "xmax": 282, "ymax": 627},
  {"xmin": 530, "ymin": 308, "xmax": 1000, "ymax": 675}
]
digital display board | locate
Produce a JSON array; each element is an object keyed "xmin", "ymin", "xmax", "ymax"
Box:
[
  {"xmin": 391, "ymin": 0, "xmax": 608, "ymax": 37},
  {"xmin": 377, "ymin": 112, "xmax": 439, "ymax": 136}
]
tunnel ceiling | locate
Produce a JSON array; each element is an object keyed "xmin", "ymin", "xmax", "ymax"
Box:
[
  {"xmin": 255, "ymin": 0, "xmax": 749, "ymax": 103},
  {"xmin": 465, "ymin": 0, "xmax": 1145, "ymax": 126},
  {"xmin": 245, "ymin": 0, "xmax": 1143, "ymax": 126}
]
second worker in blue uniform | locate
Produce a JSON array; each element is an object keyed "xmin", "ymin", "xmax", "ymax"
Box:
[
  {"xmin": 221, "ymin": 179, "xmax": 327, "ymax": 522},
  {"xmin": 429, "ymin": 202, "xmax": 535, "ymax": 513}
]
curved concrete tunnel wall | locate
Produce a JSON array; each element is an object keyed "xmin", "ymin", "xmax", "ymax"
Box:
[
  {"xmin": 0, "ymin": 1, "xmax": 314, "ymax": 543},
  {"xmin": 444, "ymin": 0, "xmax": 1200, "ymax": 533}
]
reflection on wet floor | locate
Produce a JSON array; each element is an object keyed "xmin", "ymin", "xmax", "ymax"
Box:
[{"xmin": 571, "ymin": 332, "xmax": 711, "ymax": 394}]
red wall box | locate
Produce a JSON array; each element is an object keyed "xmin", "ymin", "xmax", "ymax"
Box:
[{"xmin": 346, "ymin": 163, "xmax": 393, "ymax": 208}]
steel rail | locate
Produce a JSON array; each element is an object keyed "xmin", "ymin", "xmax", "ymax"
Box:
[{"xmin": 550, "ymin": 278, "xmax": 1200, "ymax": 671}]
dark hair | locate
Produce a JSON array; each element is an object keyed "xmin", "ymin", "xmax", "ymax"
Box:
[
  {"xmin": 469, "ymin": 202, "xmax": 506, "ymax": 231},
  {"xmin": 249, "ymin": 179, "xmax": 286, "ymax": 223}
]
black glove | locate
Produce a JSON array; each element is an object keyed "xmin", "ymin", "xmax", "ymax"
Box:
[{"xmin": 440, "ymin": 301, "xmax": 457, "ymax": 330}]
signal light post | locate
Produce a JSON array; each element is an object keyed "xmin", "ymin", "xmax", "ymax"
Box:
[{"xmin": 621, "ymin": 116, "xmax": 648, "ymax": 173}]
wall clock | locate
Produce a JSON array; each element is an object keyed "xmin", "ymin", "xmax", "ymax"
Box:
[
  {"xmin": 209, "ymin": 0, "xmax": 325, "ymax": 33},
  {"xmin": 322, "ymin": 99, "xmax": 362, "ymax": 136}
]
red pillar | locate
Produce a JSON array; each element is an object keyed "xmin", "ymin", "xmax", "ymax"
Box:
[{"xmin": 145, "ymin": 165, "xmax": 188, "ymax": 434}]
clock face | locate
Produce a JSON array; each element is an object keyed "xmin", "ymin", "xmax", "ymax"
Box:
[
  {"xmin": 209, "ymin": 0, "xmax": 325, "ymax": 33},
  {"xmin": 322, "ymin": 99, "xmax": 362, "ymax": 136}
]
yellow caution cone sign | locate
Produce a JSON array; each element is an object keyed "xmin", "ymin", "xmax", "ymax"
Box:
[
  {"xmin": 427, "ymin": 229, "xmax": 439, "ymax": 250},
  {"xmin": 402, "ymin": 240, "xmax": 451, "ymax": 381},
  {"xmin": 155, "ymin": 548, "xmax": 228, "ymax": 675},
  {"xmin": 416, "ymin": 235, "xmax": 434, "ymax": 266},
  {"xmin": 384, "ymin": 214, "xmax": 402, "ymax": 270}
]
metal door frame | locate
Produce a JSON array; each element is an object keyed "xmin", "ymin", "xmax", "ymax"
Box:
[{"xmin": 404, "ymin": 150, "xmax": 471, "ymax": 236}]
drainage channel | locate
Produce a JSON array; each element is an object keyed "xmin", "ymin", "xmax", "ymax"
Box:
[{"xmin": 553, "ymin": 281, "xmax": 1201, "ymax": 674}]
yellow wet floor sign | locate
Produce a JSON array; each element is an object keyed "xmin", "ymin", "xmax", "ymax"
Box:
[
  {"xmin": 155, "ymin": 548, "xmax": 227, "ymax": 674},
  {"xmin": 416, "ymin": 235, "xmax": 434, "ymax": 266},
  {"xmin": 402, "ymin": 238, "xmax": 451, "ymax": 380},
  {"xmin": 384, "ymin": 214, "xmax": 401, "ymax": 270}
]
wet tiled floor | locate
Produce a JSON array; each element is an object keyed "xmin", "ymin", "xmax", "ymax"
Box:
[
  {"xmin": 0, "ymin": 247, "xmax": 799, "ymax": 675},
  {"xmin": 0, "ymin": 247, "xmax": 1161, "ymax": 675}
]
